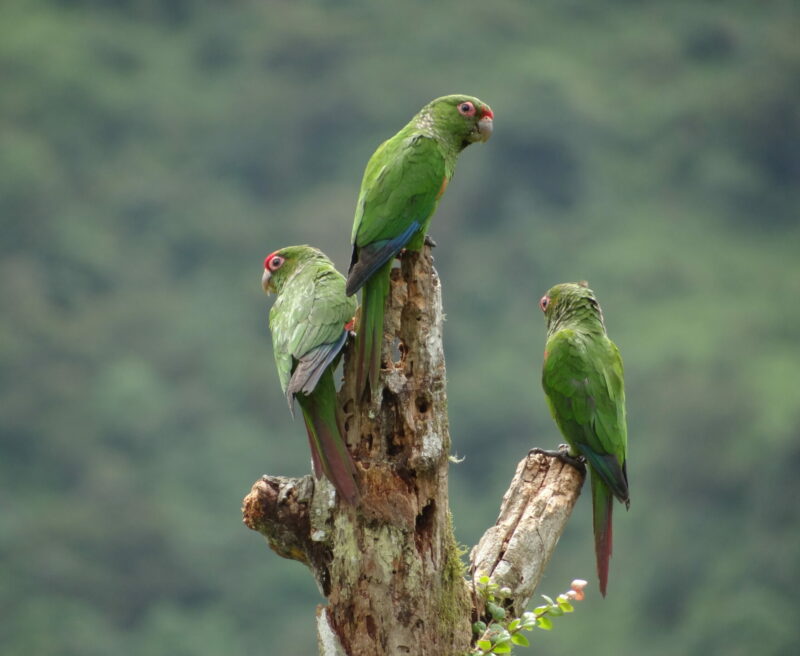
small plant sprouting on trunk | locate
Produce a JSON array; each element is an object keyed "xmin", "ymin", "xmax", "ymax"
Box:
[{"xmin": 471, "ymin": 575, "xmax": 588, "ymax": 655}]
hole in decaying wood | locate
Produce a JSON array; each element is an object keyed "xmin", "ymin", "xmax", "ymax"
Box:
[
  {"xmin": 415, "ymin": 395, "xmax": 430, "ymax": 414},
  {"xmin": 319, "ymin": 568, "xmax": 332, "ymax": 598},
  {"xmin": 364, "ymin": 433, "xmax": 374, "ymax": 450},
  {"xmin": 395, "ymin": 466, "xmax": 417, "ymax": 492},
  {"xmin": 381, "ymin": 386, "xmax": 403, "ymax": 420},
  {"xmin": 366, "ymin": 614, "xmax": 377, "ymax": 639},
  {"xmin": 405, "ymin": 358, "xmax": 414, "ymax": 377},
  {"xmin": 387, "ymin": 432, "xmax": 404, "ymax": 457},
  {"xmin": 390, "ymin": 337, "xmax": 404, "ymax": 364},
  {"xmin": 414, "ymin": 500, "xmax": 436, "ymax": 553}
]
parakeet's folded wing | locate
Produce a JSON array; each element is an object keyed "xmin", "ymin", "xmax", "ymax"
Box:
[
  {"xmin": 542, "ymin": 330, "xmax": 628, "ymax": 501},
  {"xmin": 352, "ymin": 134, "xmax": 446, "ymax": 245},
  {"xmin": 270, "ymin": 268, "xmax": 355, "ymax": 399},
  {"xmin": 347, "ymin": 135, "xmax": 446, "ymax": 293}
]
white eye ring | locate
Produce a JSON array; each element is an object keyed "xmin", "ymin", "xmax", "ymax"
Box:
[
  {"xmin": 265, "ymin": 255, "xmax": 285, "ymax": 271},
  {"xmin": 458, "ymin": 102, "xmax": 475, "ymax": 116}
]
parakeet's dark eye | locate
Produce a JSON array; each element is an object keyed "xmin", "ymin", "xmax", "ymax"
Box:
[
  {"xmin": 539, "ymin": 295, "xmax": 549, "ymax": 312},
  {"xmin": 458, "ymin": 101, "xmax": 476, "ymax": 116},
  {"xmin": 265, "ymin": 254, "xmax": 285, "ymax": 271}
]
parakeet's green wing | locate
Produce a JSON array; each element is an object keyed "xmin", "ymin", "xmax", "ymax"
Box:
[
  {"xmin": 347, "ymin": 135, "xmax": 447, "ymax": 294},
  {"xmin": 270, "ymin": 268, "xmax": 356, "ymax": 394},
  {"xmin": 542, "ymin": 329, "xmax": 628, "ymax": 500},
  {"xmin": 353, "ymin": 134, "xmax": 447, "ymax": 247}
]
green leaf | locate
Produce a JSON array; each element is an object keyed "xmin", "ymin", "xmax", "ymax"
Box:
[
  {"xmin": 520, "ymin": 612, "xmax": 537, "ymax": 630},
  {"xmin": 558, "ymin": 600, "xmax": 574, "ymax": 613},
  {"xmin": 540, "ymin": 595, "xmax": 555, "ymax": 606},
  {"xmin": 493, "ymin": 630, "xmax": 511, "ymax": 645},
  {"xmin": 507, "ymin": 618, "xmax": 520, "ymax": 632},
  {"xmin": 511, "ymin": 633, "xmax": 530, "ymax": 647},
  {"xmin": 473, "ymin": 621, "xmax": 487, "ymax": 635},
  {"xmin": 549, "ymin": 605, "xmax": 564, "ymax": 617},
  {"xmin": 533, "ymin": 605, "xmax": 549, "ymax": 615},
  {"xmin": 479, "ymin": 575, "xmax": 491, "ymax": 585},
  {"xmin": 537, "ymin": 616, "xmax": 553, "ymax": 630},
  {"xmin": 477, "ymin": 639, "xmax": 493, "ymax": 651},
  {"xmin": 487, "ymin": 602, "xmax": 506, "ymax": 620},
  {"xmin": 493, "ymin": 644, "xmax": 512, "ymax": 654}
]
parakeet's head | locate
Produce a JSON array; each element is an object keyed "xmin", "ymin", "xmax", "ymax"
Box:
[
  {"xmin": 540, "ymin": 281, "xmax": 606, "ymax": 333},
  {"xmin": 262, "ymin": 245, "xmax": 324, "ymax": 294},
  {"xmin": 420, "ymin": 94, "xmax": 494, "ymax": 147}
]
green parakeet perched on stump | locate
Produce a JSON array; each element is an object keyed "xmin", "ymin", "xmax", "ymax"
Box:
[
  {"xmin": 262, "ymin": 245, "xmax": 360, "ymax": 504},
  {"xmin": 539, "ymin": 282, "xmax": 629, "ymax": 597},
  {"xmin": 346, "ymin": 94, "xmax": 494, "ymax": 397}
]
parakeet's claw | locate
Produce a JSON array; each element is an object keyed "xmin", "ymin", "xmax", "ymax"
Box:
[
  {"xmin": 424, "ymin": 234, "xmax": 437, "ymax": 248},
  {"xmin": 529, "ymin": 446, "xmax": 586, "ymax": 473}
]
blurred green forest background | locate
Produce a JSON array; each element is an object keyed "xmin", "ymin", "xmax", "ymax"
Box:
[{"xmin": 2, "ymin": 0, "xmax": 799, "ymax": 654}]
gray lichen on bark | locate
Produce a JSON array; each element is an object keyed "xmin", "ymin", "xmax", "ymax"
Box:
[{"xmin": 242, "ymin": 246, "xmax": 584, "ymax": 655}]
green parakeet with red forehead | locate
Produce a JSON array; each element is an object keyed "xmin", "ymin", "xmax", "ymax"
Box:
[
  {"xmin": 539, "ymin": 282, "xmax": 629, "ymax": 597},
  {"xmin": 262, "ymin": 245, "xmax": 359, "ymax": 504},
  {"xmin": 346, "ymin": 94, "xmax": 494, "ymax": 397}
]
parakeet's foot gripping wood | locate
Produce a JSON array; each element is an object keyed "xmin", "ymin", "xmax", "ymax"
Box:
[{"xmin": 529, "ymin": 446, "xmax": 587, "ymax": 474}]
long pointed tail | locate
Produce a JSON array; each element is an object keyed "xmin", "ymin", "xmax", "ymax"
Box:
[
  {"xmin": 298, "ymin": 369, "xmax": 359, "ymax": 504},
  {"xmin": 591, "ymin": 472, "xmax": 614, "ymax": 597},
  {"xmin": 355, "ymin": 262, "xmax": 391, "ymax": 399}
]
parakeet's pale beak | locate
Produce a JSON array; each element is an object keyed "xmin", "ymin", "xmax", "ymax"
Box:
[
  {"xmin": 262, "ymin": 268, "xmax": 272, "ymax": 293},
  {"xmin": 477, "ymin": 107, "xmax": 494, "ymax": 142}
]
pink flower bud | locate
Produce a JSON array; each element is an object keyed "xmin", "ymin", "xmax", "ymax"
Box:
[{"xmin": 569, "ymin": 579, "xmax": 588, "ymax": 601}]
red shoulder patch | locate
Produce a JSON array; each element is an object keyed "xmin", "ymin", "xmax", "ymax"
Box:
[{"xmin": 436, "ymin": 176, "xmax": 449, "ymax": 200}]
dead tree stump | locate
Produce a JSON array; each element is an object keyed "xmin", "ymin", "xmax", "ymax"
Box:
[{"xmin": 242, "ymin": 247, "xmax": 584, "ymax": 655}]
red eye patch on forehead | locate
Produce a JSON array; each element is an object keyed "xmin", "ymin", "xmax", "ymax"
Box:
[{"xmin": 264, "ymin": 252, "xmax": 285, "ymax": 271}]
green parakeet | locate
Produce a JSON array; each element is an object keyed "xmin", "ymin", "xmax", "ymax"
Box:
[
  {"xmin": 346, "ymin": 94, "xmax": 494, "ymax": 396},
  {"xmin": 539, "ymin": 282, "xmax": 629, "ymax": 596},
  {"xmin": 262, "ymin": 245, "xmax": 360, "ymax": 504}
]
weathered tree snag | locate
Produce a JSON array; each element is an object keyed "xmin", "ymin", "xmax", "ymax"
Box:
[
  {"xmin": 241, "ymin": 246, "xmax": 585, "ymax": 655},
  {"xmin": 469, "ymin": 453, "xmax": 585, "ymax": 617}
]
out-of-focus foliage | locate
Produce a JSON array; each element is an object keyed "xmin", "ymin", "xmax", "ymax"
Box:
[{"xmin": 2, "ymin": 1, "xmax": 799, "ymax": 654}]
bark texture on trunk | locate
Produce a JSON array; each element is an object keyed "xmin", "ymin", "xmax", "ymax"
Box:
[
  {"xmin": 242, "ymin": 247, "xmax": 584, "ymax": 655},
  {"xmin": 469, "ymin": 452, "xmax": 585, "ymax": 617}
]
